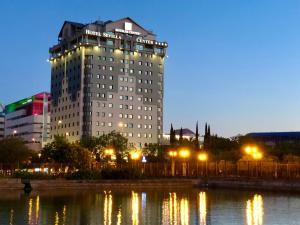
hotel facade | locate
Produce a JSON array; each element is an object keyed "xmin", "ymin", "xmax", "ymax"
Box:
[{"xmin": 49, "ymin": 17, "xmax": 167, "ymax": 147}]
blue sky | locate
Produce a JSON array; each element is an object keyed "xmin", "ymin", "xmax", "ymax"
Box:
[{"xmin": 1, "ymin": 0, "xmax": 300, "ymax": 137}]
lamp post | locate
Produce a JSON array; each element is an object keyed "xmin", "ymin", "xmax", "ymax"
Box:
[
  {"xmin": 244, "ymin": 145, "xmax": 263, "ymax": 177},
  {"xmin": 198, "ymin": 152, "xmax": 208, "ymax": 176},
  {"xmin": 13, "ymin": 130, "xmax": 17, "ymax": 137},
  {"xmin": 179, "ymin": 149, "xmax": 190, "ymax": 177},
  {"xmin": 57, "ymin": 120, "xmax": 62, "ymax": 136},
  {"xmin": 168, "ymin": 150, "xmax": 178, "ymax": 176},
  {"xmin": 130, "ymin": 151, "xmax": 141, "ymax": 169},
  {"xmin": 118, "ymin": 122, "xmax": 124, "ymax": 136},
  {"xmin": 104, "ymin": 148, "xmax": 115, "ymax": 163}
]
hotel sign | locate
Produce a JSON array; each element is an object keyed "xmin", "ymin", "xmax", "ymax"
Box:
[
  {"xmin": 85, "ymin": 29, "xmax": 167, "ymax": 47},
  {"xmin": 136, "ymin": 37, "xmax": 168, "ymax": 47},
  {"xmin": 115, "ymin": 28, "xmax": 141, "ymax": 36},
  {"xmin": 85, "ymin": 29, "xmax": 121, "ymax": 40}
]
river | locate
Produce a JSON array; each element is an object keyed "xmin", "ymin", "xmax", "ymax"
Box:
[{"xmin": 0, "ymin": 188, "xmax": 299, "ymax": 225}]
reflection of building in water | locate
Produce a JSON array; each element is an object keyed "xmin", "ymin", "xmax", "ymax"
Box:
[
  {"xmin": 199, "ymin": 192, "xmax": 207, "ymax": 225},
  {"xmin": 104, "ymin": 191, "xmax": 112, "ymax": 225},
  {"xmin": 132, "ymin": 191, "xmax": 139, "ymax": 225},
  {"xmin": 246, "ymin": 194, "xmax": 264, "ymax": 225}
]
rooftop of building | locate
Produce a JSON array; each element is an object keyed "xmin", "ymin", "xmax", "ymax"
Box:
[
  {"xmin": 49, "ymin": 17, "xmax": 167, "ymax": 58},
  {"xmin": 173, "ymin": 128, "xmax": 196, "ymax": 136},
  {"xmin": 5, "ymin": 92, "xmax": 51, "ymax": 114},
  {"xmin": 246, "ymin": 132, "xmax": 300, "ymax": 138}
]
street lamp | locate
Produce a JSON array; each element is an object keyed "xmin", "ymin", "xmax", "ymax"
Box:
[
  {"xmin": 118, "ymin": 122, "xmax": 124, "ymax": 136},
  {"xmin": 179, "ymin": 148, "xmax": 190, "ymax": 176},
  {"xmin": 244, "ymin": 145, "xmax": 263, "ymax": 160},
  {"xmin": 168, "ymin": 150, "xmax": 178, "ymax": 176},
  {"xmin": 104, "ymin": 148, "xmax": 114, "ymax": 162},
  {"xmin": 198, "ymin": 152, "xmax": 208, "ymax": 162},
  {"xmin": 198, "ymin": 152, "xmax": 208, "ymax": 176},
  {"xmin": 13, "ymin": 130, "xmax": 17, "ymax": 136},
  {"xmin": 131, "ymin": 151, "xmax": 141, "ymax": 161},
  {"xmin": 179, "ymin": 149, "xmax": 190, "ymax": 159},
  {"xmin": 57, "ymin": 120, "xmax": 62, "ymax": 136}
]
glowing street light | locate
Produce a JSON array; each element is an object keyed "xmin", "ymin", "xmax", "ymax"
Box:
[
  {"xmin": 131, "ymin": 151, "xmax": 141, "ymax": 161},
  {"xmin": 13, "ymin": 130, "xmax": 17, "ymax": 136},
  {"xmin": 253, "ymin": 152, "xmax": 263, "ymax": 160},
  {"xmin": 104, "ymin": 148, "xmax": 114, "ymax": 156},
  {"xmin": 244, "ymin": 145, "xmax": 263, "ymax": 160},
  {"xmin": 198, "ymin": 152, "xmax": 208, "ymax": 176},
  {"xmin": 168, "ymin": 150, "xmax": 178, "ymax": 158},
  {"xmin": 168, "ymin": 150, "xmax": 178, "ymax": 177},
  {"xmin": 179, "ymin": 149, "xmax": 190, "ymax": 177},
  {"xmin": 198, "ymin": 153, "xmax": 208, "ymax": 162},
  {"xmin": 179, "ymin": 149, "xmax": 190, "ymax": 159}
]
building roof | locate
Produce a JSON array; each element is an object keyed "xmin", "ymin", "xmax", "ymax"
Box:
[
  {"xmin": 58, "ymin": 21, "xmax": 85, "ymax": 38},
  {"xmin": 247, "ymin": 132, "xmax": 300, "ymax": 138},
  {"xmin": 174, "ymin": 128, "xmax": 195, "ymax": 136}
]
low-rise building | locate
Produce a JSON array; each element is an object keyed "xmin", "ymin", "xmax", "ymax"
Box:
[
  {"xmin": 4, "ymin": 92, "xmax": 51, "ymax": 150},
  {"xmin": 0, "ymin": 109, "xmax": 4, "ymax": 139},
  {"xmin": 246, "ymin": 132, "xmax": 300, "ymax": 147}
]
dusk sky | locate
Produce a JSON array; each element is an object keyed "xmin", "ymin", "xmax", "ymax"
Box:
[{"xmin": 1, "ymin": 0, "xmax": 300, "ymax": 137}]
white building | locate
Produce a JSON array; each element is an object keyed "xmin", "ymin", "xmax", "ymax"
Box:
[{"xmin": 4, "ymin": 92, "xmax": 51, "ymax": 150}]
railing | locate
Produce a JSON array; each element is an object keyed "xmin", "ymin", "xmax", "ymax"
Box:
[
  {"xmin": 1, "ymin": 161, "xmax": 300, "ymax": 179},
  {"xmin": 118, "ymin": 161, "xmax": 300, "ymax": 179}
]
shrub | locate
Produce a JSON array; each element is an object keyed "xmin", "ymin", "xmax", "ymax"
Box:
[
  {"xmin": 14, "ymin": 171, "xmax": 54, "ymax": 180},
  {"xmin": 66, "ymin": 170, "xmax": 102, "ymax": 180},
  {"xmin": 100, "ymin": 167, "xmax": 141, "ymax": 179}
]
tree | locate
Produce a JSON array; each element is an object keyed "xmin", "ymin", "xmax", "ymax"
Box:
[
  {"xmin": 179, "ymin": 127, "xmax": 183, "ymax": 145},
  {"xmin": 97, "ymin": 131, "xmax": 129, "ymax": 163},
  {"xmin": 169, "ymin": 123, "xmax": 176, "ymax": 147},
  {"xmin": 204, "ymin": 123, "xmax": 211, "ymax": 150},
  {"xmin": 143, "ymin": 143, "xmax": 168, "ymax": 162},
  {"xmin": 79, "ymin": 136, "xmax": 98, "ymax": 152},
  {"xmin": 41, "ymin": 135, "xmax": 73, "ymax": 164},
  {"xmin": 70, "ymin": 143, "xmax": 93, "ymax": 170},
  {"xmin": 194, "ymin": 121, "xmax": 200, "ymax": 150},
  {"xmin": 0, "ymin": 137, "xmax": 34, "ymax": 168},
  {"xmin": 42, "ymin": 136, "xmax": 95, "ymax": 169}
]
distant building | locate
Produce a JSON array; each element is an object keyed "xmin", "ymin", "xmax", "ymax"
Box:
[
  {"xmin": 0, "ymin": 105, "xmax": 4, "ymax": 139},
  {"xmin": 4, "ymin": 92, "xmax": 51, "ymax": 150},
  {"xmin": 163, "ymin": 128, "xmax": 197, "ymax": 144},
  {"xmin": 246, "ymin": 132, "xmax": 300, "ymax": 146},
  {"xmin": 49, "ymin": 17, "xmax": 167, "ymax": 147}
]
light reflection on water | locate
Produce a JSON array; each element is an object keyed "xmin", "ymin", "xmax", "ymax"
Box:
[
  {"xmin": 246, "ymin": 195, "xmax": 263, "ymax": 225},
  {"xmin": 0, "ymin": 189, "xmax": 300, "ymax": 224}
]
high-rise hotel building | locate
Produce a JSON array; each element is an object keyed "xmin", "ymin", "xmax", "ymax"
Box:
[{"xmin": 49, "ymin": 17, "xmax": 167, "ymax": 147}]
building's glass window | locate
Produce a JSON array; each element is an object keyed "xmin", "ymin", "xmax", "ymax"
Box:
[
  {"xmin": 135, "ymin": 44, "xmax": 144, "ymax": 51},
  {"xmin": 107, "ymin": 40, "xmax": 114, "ymax": 46}
]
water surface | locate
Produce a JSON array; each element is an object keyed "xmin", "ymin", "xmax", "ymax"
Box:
[{"xmin": 0, "ymin": 187, "xmax": 299, "ymax": 225}]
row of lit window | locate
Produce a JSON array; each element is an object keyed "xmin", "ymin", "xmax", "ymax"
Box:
[{"xmin": 95, "ymin": 131, "xmax": 153, "ymax": 138}]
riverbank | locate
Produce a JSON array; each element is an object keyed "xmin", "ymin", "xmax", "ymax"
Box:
[
  {"xmin": 198, "ymin": 177, "xmax": 300, "ymax": 192},
  {"xmin": 0, "ymin": 178, "xmax": 199, "ymax": 190},
  {"xmin": 1, "ymin": 177, "xmax": 300, "ymax": 192}
]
